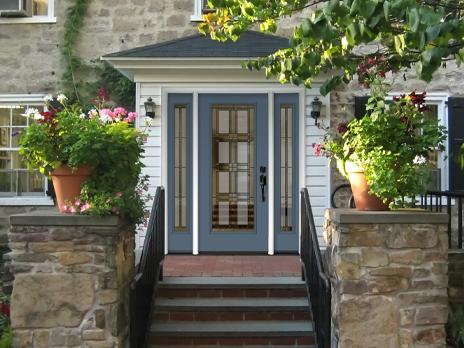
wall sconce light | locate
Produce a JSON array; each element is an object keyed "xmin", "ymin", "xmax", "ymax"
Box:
[
  {"xmin": 311, "ymin": 97, "xmax": 322, "ymax": 125},
  {"xmin": 144, "ymin": 97, "xmax": 156, "ymax": 118}
]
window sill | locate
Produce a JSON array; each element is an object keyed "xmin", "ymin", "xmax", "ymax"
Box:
[
  {"xmin": 0, "ymin": 197, "xmax": 54, "ymax": 206},
  {"xmin": 0, "ymin": 17, "xmax": 56, "ymax": 24},
  {"xmin": 190, "ymin": 14, "xmax": 204, "ymax": 22}
]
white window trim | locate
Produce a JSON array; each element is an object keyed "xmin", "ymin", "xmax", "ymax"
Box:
[
  {"xmin": 0, "ymin": 94, "xmax": 54, "ymax": 206},
  {"xmin": 387, "ymin": 92, "xmax": 449, "ymax": 191},
  {"xmin": 190, "ymin": 0, "xmax": 204, "ymax": 21},
  {"xmin": 0, "ymin": 0, "xmax": 56, "ymax": 24}
]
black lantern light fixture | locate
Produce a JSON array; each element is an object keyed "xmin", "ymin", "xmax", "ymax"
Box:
[
  {"xmin": 144, "ymin": 97, "xmax": 156, "ymax": 118},
  {"xmin": 311, "ymin": 96, "xmax": 322, "ymax": 125}
]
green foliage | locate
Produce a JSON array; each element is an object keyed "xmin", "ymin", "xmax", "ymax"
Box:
[
  {"xmin": 318, "ymin": 78, "xmax": 447, "ymax": 208},
  {"xmin": 62, "ymin": 0, "xmax": 91, "ymax": 103},
  {"xmin": 19, "ymin": 97, "xmax": 148, "ymax": 227},
  {"xmin": 0, "ymin": 292, "xmax": 11, "ymax": 348},
  {"xmin": 87, "ymin": 63, "xmax": 136, "ymax": 110},
  {"xmin": 199, "ymin": 0, "xmax": 464, "ymax": 94},
  {"xmin": 449, "ymin": 305, "xmax": 464, "ymax": 347},
  {"xmin": 0, "ymin": 327, "xmax": 12, "ymax": 348},
  {"xmin": 460, "ymin": 143, "xmax": 464, "ymax": 170},
  {"xmin": 61, "ymin": 1, "xmax": 135, "ymax": 108}
]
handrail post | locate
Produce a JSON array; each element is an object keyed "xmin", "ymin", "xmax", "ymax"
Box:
[{"xmin": 300, "ymin": 188, "xmax": 331, "ymax": 348}]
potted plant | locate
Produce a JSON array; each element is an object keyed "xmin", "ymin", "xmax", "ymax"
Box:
[
  {"xmin": 314, "ymin": 67, "xmax": 447, "ymax": 210},
  {"xmin": 19, "ymin": 93, "xmax": 150, "ymax": 226}
]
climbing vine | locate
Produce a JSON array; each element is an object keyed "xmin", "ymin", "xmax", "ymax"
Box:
[
  {"xmin": 61, "ymin": 0, "xmax": 135, "ymax": 108},
  {"xmin": 61, "ymin": 0, "xmax": 89, "ymax": 103}
]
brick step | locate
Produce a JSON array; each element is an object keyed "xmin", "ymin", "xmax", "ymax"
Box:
[
  {"xmin": 152, "ymin": 298, "xmax": 312, "ymax": 321},
  {"xmin": 148, "ymin": 321, "xmax": 315, "ymax": 346},
  {"xmin": 157, "ymin": 277, "xmax": 307, "ymax": 299},
  {"xmin": 150, "ymin": 345, "xmax": 315, "ymax": 348}
]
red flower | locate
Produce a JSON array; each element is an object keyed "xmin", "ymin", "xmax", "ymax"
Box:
[
  {"xmin": 337, "ymin": 122, "xmax": 348, "ymax": 135},
  {"xmin": 0, "ymin": 303, "xmax": 10, "ymax": 317}
]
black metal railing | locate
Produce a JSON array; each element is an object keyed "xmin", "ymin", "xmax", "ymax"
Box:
[
  {"xmin": 419, "ymin": 190, "xmax": 464, "ymax": 249},
  {"xmin": 130, "ymin": 187, "xmax": 165, "ymax": 348},
  {"xmin": 300, "ymin": 188, "xmax": 331, "ymax": 348}
]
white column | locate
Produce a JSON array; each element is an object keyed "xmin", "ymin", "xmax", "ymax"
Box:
[
  {"xmin": 268, "ymin": 92, "xmax": 274, "ymax": 255},
  {"xmin": 161, "ymin": 89, "xmax": 169, "ymax": 254},
  {"xmin": 192, "ymin": 92, "xmax": 199, "ymax": 255}
]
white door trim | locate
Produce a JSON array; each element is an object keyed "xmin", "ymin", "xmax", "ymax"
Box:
[
  {"xmin": 162, "ymin": 85, "xmax": 307, "ymax": 255},
  {"xmin": 268, "ymin": 92, "xmax": 275, "ymax": 255}
]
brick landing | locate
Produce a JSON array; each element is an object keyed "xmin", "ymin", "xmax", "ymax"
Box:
[{"xmin": 163, "ymin": 255, "xmax": 301, "ymax": 277}]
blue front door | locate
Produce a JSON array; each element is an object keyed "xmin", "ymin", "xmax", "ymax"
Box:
[{"xmin": 199, "ymin": 94, "xmax": 269, "ymax": 252}]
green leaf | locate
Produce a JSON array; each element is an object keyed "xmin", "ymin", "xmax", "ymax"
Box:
[
  {"xmin": 408, "ymin": 8, "xmax": 420, "ymax": 32},
  {"xmin": 358, "ymin": 0, "xmax": 378, "ymax": 19},
  {"xmin": 301, "ymin": 18, "xmax": 312, "ymax": 37},
  {"xmin": 320, "ymin": 75, "xmax": 343, "ymax": 95}
]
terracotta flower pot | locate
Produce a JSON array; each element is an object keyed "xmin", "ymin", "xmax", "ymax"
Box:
[
  {"xmin": 344, "ymin": 161, "xmax": 390, "ymax": 211},
  {"xmin": 51, "ymin": 164, "xmax": 93, "ymax": 212}
]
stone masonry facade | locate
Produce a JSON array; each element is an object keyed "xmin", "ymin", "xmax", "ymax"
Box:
[
  {"xmin": 449, "ymin": 250, "xmax": 464, "ymax": 307},
  {"xmin": 8, "ymin": 212, "xmax": 135, "ymax": 348},
  {"xmin": 324, "ymin": 209, "xmax": 449, "ymax": 348}
]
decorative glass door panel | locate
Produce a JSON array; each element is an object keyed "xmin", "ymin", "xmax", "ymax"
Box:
[
  {"xmin": 280, "ymin": 105, "xmax": 293, "ymax": 232},
  {"xmin": 198, "ymin": 94, "xmax": 268, "ymax": 252},
  {"xmin": 212, "ymin": 106, "xmax": 255, "ymax": 232},
  {"xmin": 168, "ymin": 94, "xmax": 193, "ymax": 252},
  {"xmin": 274, "ymin": 93, "xmax": 299, "ymax": 252}
]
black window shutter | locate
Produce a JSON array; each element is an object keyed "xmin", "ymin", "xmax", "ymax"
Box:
[
  {"xmin": 448, "ymin": 97, "xmax": 464, "ymax": 191},
  {"xmin": 354, "ymin": 96, "xmax": 370, "ymax": 119}
]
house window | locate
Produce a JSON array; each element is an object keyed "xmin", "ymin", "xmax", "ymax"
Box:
[
  {"xmin": 0, "ymin": 0, "xmax": 55, "ymax": 24},
  {"xmin": 0, "ymin": 101, "xmax": 48, "ymax": 198},
  {"xmin": 191, "ymin": 0, "xmax": 212, "ymax": 21}
]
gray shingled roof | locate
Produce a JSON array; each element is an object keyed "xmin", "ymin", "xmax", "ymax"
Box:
[{"xmin": 103, "ymin": 31, "xmax": 289, "ymax": 58}]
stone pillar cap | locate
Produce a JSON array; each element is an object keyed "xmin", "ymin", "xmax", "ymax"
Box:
[
  {"xmin": 10, "ymin": 211, "xmax": 120, "ymax": 226},
  {"xmin": 326, "ymin": 208, "xmax": 448, "ymax": 224}
]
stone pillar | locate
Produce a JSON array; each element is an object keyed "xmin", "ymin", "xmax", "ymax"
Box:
[
  {"xmin": 8, "ymin": 212, "xmax": 135, "ymax": 348},
  {"xmin": 324, "ymin": 209, "xmax": 449, "ymax": 348},
  {"xmin": 449, "ymin": 250, "xmax": 464, "ymax": 306}
]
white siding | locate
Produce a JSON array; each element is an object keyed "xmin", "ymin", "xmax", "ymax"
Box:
[
  {"xmin": 137, "ymin": 83, "xmax": 162, "ymax": 249},
  {"xmin": 305, "ymin": 89, "xmax": 331, "ymax": 246}
]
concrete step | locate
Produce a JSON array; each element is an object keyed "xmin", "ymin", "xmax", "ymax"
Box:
[
  {"xmin": 156, "ymin": 277, "xmax": 307, "ymax": 298},
  {"xmin": 154, "ymin": 297, "xmax": 310, "ymax": 311},
  {"xmin": 149, "ymin": 345, "xmax": 316, "ymax": 348},
  {"xmin": 148, "ymin": 320, "xmax": 315, "ymax": 346},
  {"xmin": 159, "ymin": 277, "xmax": 305, "ymax": 289}
]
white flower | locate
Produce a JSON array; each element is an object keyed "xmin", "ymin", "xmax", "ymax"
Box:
[
  {"xmin": 144, "ymin": 117, "xmax": 154, "ymax": 126},
  {"xmin": 43, "ymin": 94, "xmax": 53, "ymax": 103},
  {"xmin": 56, "ymin": 94, "xmax": 67, "ymax": 104},
  {"xmin": 79, "ymin": 113, "xmax": 86, "ymax": 119},
  {"xmin": 413, "ymin": 155, "xmax": 427, "ymax": 165},
  {"xmin": 22, "ymin": 108, "xmax": 42, "ymax": 119},
  {"xmin": 99, "ymin": 114, "xmax": 112, "ymax": 124},
  {"xmin": 88, "ymin": 109, "xmax": 98, "ymax": 118}
]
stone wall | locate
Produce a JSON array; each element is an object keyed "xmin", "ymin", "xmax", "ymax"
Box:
[
  {"xmin": 324, "ymin": 209, "xmax": 449, "ymax": 348},
  {"xmin": 449, "ymin": 250, "xmax": 464, "ymax": 306},
  {"xmin": 8, "ymin": 212, "xmax": 135, "ymax": 348}
]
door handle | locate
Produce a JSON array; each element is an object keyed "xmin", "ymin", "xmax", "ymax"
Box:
[{"xmin": 259, "ymin": 166, "xmax": 267, "ymax": 202}]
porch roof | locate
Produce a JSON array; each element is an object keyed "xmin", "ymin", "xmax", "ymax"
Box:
[{"xmin": 103, "ymin": 31, "xmax": 289, "ymax": 59}]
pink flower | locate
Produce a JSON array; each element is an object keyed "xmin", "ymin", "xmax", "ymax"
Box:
[
  {"xmin": 69, "ymin": 206, "xmax": 77, "ymax": 213},
  {"xmin": 125, "ymin": 112, "xmax": 137, "ymax": 123},
  {"xmin": 74, "ymin": 200, "xmax": 81, "ymax": 206},
  {"xmin": 111, "ymin": 207, "xmax": 119, "ymax": 215},
  {"xmin": 99, "ymin": 108, "xmax": 115, "ymax": 119},
  {"xmin": 312, "ymin": 143, "xmax": 322, "ymax": 157},
  {"xmin": 114, "ymin": 107, "xmax": 127, "ymax": 117},
  {"xmin": 80, "ymin": 203, "xmax": 90, "ymax": 213},
  {"xmin": 116, "ymin": 191, "xmax": 123, "ymax": 197},
  {"xmin": 62, "ymin": 204, "xmax": 70, "ymax": 213}
]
